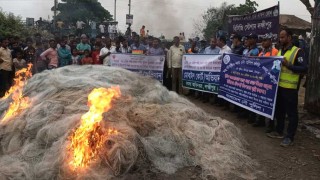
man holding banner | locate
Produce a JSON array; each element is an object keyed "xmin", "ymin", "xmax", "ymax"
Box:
[
  {"xmin": 267, "ymin": 29, "xmax": 307, "ymax": 147},
  {"xmin": 254, "ymin": 34, "xmax": 279, "ymax": 129}
]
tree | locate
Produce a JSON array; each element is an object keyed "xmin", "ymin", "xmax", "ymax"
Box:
[
  {"xmin": 302, "ymin": 0, "xmax": 320, "ymax": 115},
  {"xmin": 53, "ymin": 0, "xmax": 113, "ymax": 23},
  {"xmin": 199, "ymin": 0, "xmax": 258, "ymax": 39},
  {"xmin": 0, "ymin": 10, "xmax": 25, "ymax": 37}
]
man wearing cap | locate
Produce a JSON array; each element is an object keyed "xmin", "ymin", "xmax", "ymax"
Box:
[
  {"xmin": 241, "ymin": 33, "xmax": 260, "ymax": 123},
  {"xmin": 252, "ymin": 34, "xmax": 279, "ymax": 129},
  {"xmin": 267, "ymin": 29, "xmax": 307, "ymax": 147},
  {"xmin": 76, "ymin": 34, "xmax": 91, "ymax": 59},
  {"xmin": 243, "ymin": 33, "xmax": 259, "ymax": 56},
  {"xmin": 231, "ymin": 34, "xmax": 245, "ymax": 55},
  {"xmin": 259, "ymin": 34, "xmax": 278, "ymax": 57}
]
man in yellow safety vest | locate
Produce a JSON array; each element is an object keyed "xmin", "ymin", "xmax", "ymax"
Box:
[{"xmin": 267, "ymin": 29, "xmax": 307, "ymax": 147}]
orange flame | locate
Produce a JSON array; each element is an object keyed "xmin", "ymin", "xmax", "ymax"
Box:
[
  {"xmin": 1, "ymin": 64, "xmax": 33, "ymax": 124},
  {"xmin": 68, "ymin": 87, "xmax": 121, "ymax": 170},
  {"xmin": 1, "ymin": 63, "xmax": 33, "ymax": 100}
]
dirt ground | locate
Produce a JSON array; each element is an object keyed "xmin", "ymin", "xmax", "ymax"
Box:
[{"xmin": 187, "ymin": 96, "xmax": 320, "ymax": 180}]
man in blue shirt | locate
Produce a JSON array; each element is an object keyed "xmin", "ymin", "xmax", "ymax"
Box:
[
  {"xmin": 243, "ymin": 33, "xmax": 259, "ymax": 56},
  {"xmin": 148, "ymin": 38, "xmax": 164, "ymax": 55},
  {"xmin": 130, "ymin": 35, "xmax": 147, "ymax": 54},
  {"xmin": 204, "ymin": 38, "xmax": 220, "ymax": 54},
  {"xmin": 241, "ymin": 33, "xmax": 260, "ymax": 124},
  {"xmin": 231, "ymin": 34, "xmax": 245, "ymax": 55}
]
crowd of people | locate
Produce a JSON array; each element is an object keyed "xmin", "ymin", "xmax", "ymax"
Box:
[
  {"xmin": 0, "ymin": 25, "xmax": 309, "ymax": 147},
  {"xmin": 0, "ymin": 28, "xmax": 167, "ymax": 96}
]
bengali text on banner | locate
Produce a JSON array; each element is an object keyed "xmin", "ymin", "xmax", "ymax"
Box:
[
  {"xmin": 182, "ymin": 54, "xmax": 222, "ymax": 94},
  {"xmin": 110, "ymin": 54, "xmax": 165, "ymax": 82},
  {"xmin": 228, "ymin": 5, "xmax": 279, "ymax": 42},
  {"xmin": 218, "ymin": 53, "xmax": 283, "ymax": 119}
]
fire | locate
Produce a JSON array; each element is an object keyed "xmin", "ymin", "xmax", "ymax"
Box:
[
  {"xmin": 1, "ymin": 64, "xmax": 33, "ymax": 124},
  {"xmin": 68, "ymin": 87, "xmax": 121, "ymax": 170},
  {"xmin": 1, "ymin": 63, "xmax": 33, "ymax": 100}
]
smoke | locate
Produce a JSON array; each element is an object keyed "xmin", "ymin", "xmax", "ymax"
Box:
[{"xmin": 132, "ymin": 0, "xmax": 181, "ymax": 39}]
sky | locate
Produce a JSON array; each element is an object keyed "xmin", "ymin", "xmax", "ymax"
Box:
[{"xmin": 0, "ymin": 0, "xmax": 314, "ymax": 38}]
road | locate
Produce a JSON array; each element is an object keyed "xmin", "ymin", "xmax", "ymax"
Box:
[{"xmin": 185, "ymin": 95, "xmax": 320, "ymax": 180}]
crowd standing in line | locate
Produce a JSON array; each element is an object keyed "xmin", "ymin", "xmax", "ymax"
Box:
[{"xmin": 0, "ymin": 24, "xmax": 309, "ymax": 147}]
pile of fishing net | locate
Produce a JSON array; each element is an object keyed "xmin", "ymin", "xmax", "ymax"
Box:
[{"xmin": 0, "ymin": 65, "xmax": 256, "ymax": 179}]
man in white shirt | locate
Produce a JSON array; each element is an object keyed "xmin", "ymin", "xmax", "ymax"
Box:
[
  {"xmin": 99, "ymin": 24, "xmax": 105, "ymax": 34},
  {"xmin": 217, "ymin": 36, "xmax": 232, "ymax": 54},
  {"xmin": 99, "ymin": 38, "xmax": 116, "ymax": 66},
  {"xmin": 217, "ymin": 36, "xmax": 232, "ymax": 109},
  {"xmin": 76, "ymin": 20, "xmax": 85, "ymax": 36},
  {"xmin": 168, "ymin": 36, "xmax": 186, "ymax": 94},
  {"xmin": 120, "ymin": 39, "xmax": 131, "ymax": 53},
  {"xmin": 0, "ymin": 38, "xmax": 13, "ymax": 97}
]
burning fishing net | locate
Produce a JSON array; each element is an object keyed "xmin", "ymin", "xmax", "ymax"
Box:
[
  {"xmin": 0, "ymin": 65, "xmax": 256, "ymax": 179},
  {"xmin": 1, "ymin": 63, "xmax": 33, "ymax": 123}
]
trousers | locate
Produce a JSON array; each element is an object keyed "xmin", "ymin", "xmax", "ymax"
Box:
[
  {"xmin": 0, "ymin": 69, "xmax": 13, "ymax": 97},
  {"xmin": 171, "ymin": 68, "xmax": 182, "ymax": 94},
  {"xmin": 275, "ymin": 87, "xmax": 299, "ymax": 140}
]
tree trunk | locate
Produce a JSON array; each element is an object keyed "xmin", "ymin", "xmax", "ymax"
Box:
[{"xmin": 305, "ymin": 0, "xmax": 320, "ymax": 115}]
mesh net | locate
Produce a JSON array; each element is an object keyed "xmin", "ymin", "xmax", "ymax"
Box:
[{"xmin": 0, "ymin": 65, "xmax": 256, "ymax": 179}]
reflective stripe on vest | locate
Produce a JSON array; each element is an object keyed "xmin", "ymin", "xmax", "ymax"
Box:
[{"xmin": 277, "ymin": 46, "xmax": 300, "ymax": 89}]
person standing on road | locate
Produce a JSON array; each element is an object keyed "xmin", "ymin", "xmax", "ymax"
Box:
[
  {"xmin": 0, "ymin": 38, "xmax": 13, "ymax": 97},
  {"xmin": 168, "ymin": 36, "xmax": 186, "ymax": 94},
  {"xmin": 253, "ymin": 34, "xmax": 279, "ymax": 129},
  {"xmin": 267, "ymin": 29, "xmax": 307, "ymax": 147}
]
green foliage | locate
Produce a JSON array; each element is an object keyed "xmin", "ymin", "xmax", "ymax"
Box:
[
  {"xmin": 0, "ymin": 10, "xmax": 25, "ymax": 37},
  {"xmin": 54, "ymin": 0, "xmax": 113, "ymax": 23},
  {"xmin": 201, "ymin": 0, "xmax": 259, "ymax": 39}
]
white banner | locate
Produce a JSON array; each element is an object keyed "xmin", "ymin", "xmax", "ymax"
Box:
[
  {"xmin": 182, "ymin": 54, "xmax": 222, "ymax": 94},
  {"xmin": 110, "ymin": 54, "xmax": 165, "ymax": 82}
]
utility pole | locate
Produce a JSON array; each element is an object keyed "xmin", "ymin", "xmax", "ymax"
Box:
[
  {"xmin": 114, "ymin": 0, "xmax": 117, "ymax": 21},
  {"xmin": 54, "ymin": 0, "xmax": 58, "ymax": 30},
  {"xmin": 129, "ymin": 0, "xmax": 131, "ymax": 15}
]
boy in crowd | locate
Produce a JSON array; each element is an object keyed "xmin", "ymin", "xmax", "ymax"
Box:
[
  {"xmin": 58, "ymin": 39, "xmax": 72, "ymax": 67},
  {"xmin": 13, "ymin": 50, "xmax": 27, "ymax": 71},
  {"xmin": 81, "ymin": 50, "xmax": 93, "ymax": 65}
]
